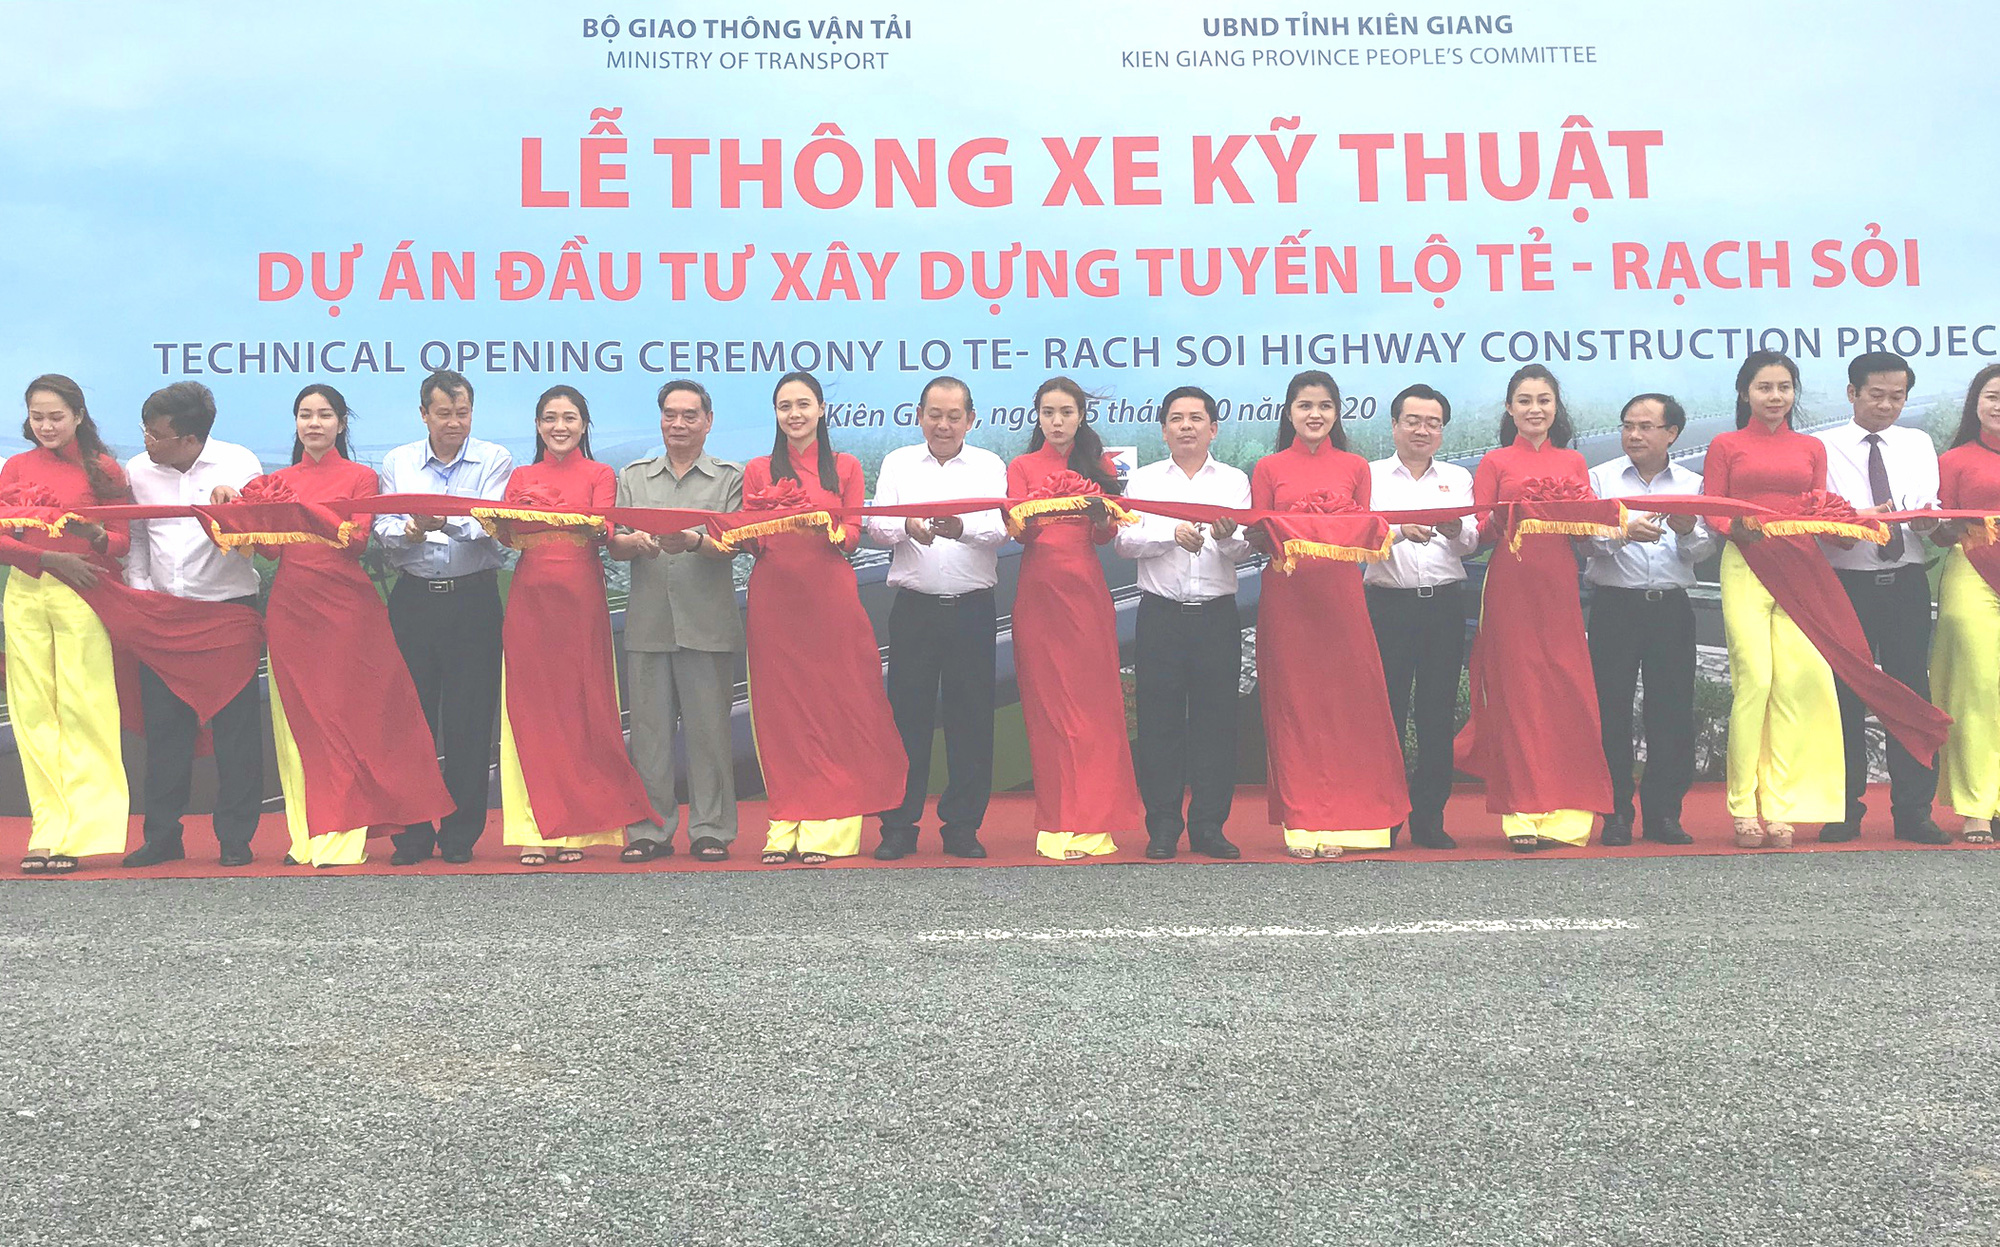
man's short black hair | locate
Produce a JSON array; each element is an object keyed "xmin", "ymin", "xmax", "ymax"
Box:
[
  {"xmin": 420, "ymin": 369, "xmax": 474, "ymax": 409},
  {"xmin": 1621, "ymin": 392, "xmax": 1687, "ymax": 433},
  {"xmin": 140, "ymin": 381, "xmax": 218, "ymax": 440},
  {"xmin": 1156, "ymin": 384, "xmax": 1217, "ymax": 423},
  {"xmin": 1848, "ymin": 351, "xmax": 1914, "ymax": 390},
  {"xmin": 1390, "ymin": 383, "xmax": 1452, "ymax": 424}
]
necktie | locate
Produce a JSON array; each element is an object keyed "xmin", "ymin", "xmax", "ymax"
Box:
[{"xmin": 1864, "ymin": 433, "xmax": 1904, "ymax": 561}]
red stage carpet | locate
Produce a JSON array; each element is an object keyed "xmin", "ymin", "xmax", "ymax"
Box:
[{"xmin": 1, "ymin": 783, "xmax": 1983, "ymax": 880}]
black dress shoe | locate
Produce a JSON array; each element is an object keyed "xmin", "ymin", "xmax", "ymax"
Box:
[
  {"xmin": 1189, "ymin": 834, "xmax": 1241, "ymax": 860},
  {"xmin": 874, "ymin": 833, "xmax": 917, "ymax": 862},
  {"xmin": 940, "ymin": 833, "xmax": 987, "ymax": 860},
  {"xmin": 1143, "ymin": 840, "xmax": 1178, "ymax": 860},
  {"xmin": 217, "ymin": 845, "xmax": 254, "ymax": 868},
  {"xmin": 1409, "ymin": 826, "xmax": 1458, "ymax": 850},
  {"xmin": 1600, "ymin": 816, "xmax": 1634, "ymax": 848},
  {"xmin": 1818, "ymin": 821, "xmax": 1860, "ymax": 843},
  {"xmin": 439, "ymin": 848, "xmax": 475, "ymax": 865},
  {"xmin": 1642, "ymin": 819, "xmax": 1694, "ymax": 846},
  {"xmin": 389, "ymin": 845, "xmax": 432, "ymax": 866},
  {"xmin": 1895, "ymin": 818, "xmax": 1952, "ymax": 845},
  {"xmin": 122, "ymin": 841, "xmax": 185, "ymax": 868}
]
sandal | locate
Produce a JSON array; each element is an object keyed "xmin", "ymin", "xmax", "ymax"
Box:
[
  {"xmin": 1733, "ymin": 818, "xmax": 1766, "ymax": 849},
  {"xmin": 619, "ymin": 842, "xmax": 662, "ymax": 863},
  {"xmin": 554, "ymin": 849, "xmax": 584, "ymax": 864},
  {"xmin": 1963, "ymin": 819, "xmax": 1994, "ymax": 845},
  {"xmin": 1286, "ymin": 847, "xmax": 1318, "ymax": 860},
  {"xmin": 19, "ymin": 856, "xmax": 48, "ymax": 874},
  {"xmin": 798, "ymin": 852, "xmax": 830, "ymax": 866},
  {"xmin": 1764, "ymin": 822, "xmax": 1794, "ymax": 850},
  {"xmin": 1507, "ymin": 835, "xmax": 1540, "ymax": 854},
  {"xmin": 761, "ymin": 851, "xmax": 791, "ymax": 865},
  {"xmin": 44, "ymin": 856, "xmax": 77, "ymax": 874},
  {"xmin": 691, "ymin": 838, "xmax": 729, "ymax": 862},
  {"xmin": 1316, "ymin": 845, "xmax": 1344, "ymax": 860},
  {"xmin": 1061, "ymin": 850, "xmax": 1088, "ymax": 861},
  {"xmin": 518, "ymin": 852, "xmax": 548, "ymax": 867}
]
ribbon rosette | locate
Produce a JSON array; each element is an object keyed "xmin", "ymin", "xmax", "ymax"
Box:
[
  {"xmin": 0, "ymin": 482, "xmax": 74, "ymax": 535},
  {"xmin": 709, "ymin": 475, "xmax": 841, "ymax": 552},
  {"xmin": 1506, "ymin": 474, "xmax": 1626, "ymax": 553},
  {"xmin": 201, "ymin": 473, "xmax": 356, "ymax": 551},
  {"xmin": 1256, "ymin": 490, "xmax": 1390, "ymax": 573},
  {"xmin": 473, "ymin": 481, "xmax": 607, "ymax": 543},
  {"xmin": 1746, "ymin": 488, "xmax": 1889, "ymax": 544},
  {"xmin": 1005, "ymin": 468, "xmax": 1134, "ymax": 537}
]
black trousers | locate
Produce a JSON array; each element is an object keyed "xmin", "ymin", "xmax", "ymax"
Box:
[
  {"xmin": 1366, "ymin": 583, "xmax": 1465, "ymax": 834},
  {"xmin": 1835, "ymin": 563, "xmax": 1937, "ymax": 825},
  {"xmin": 1134, "ymin": 592, "xmax": 1240, "ymax": 844},
  {"xmin": 139, "ymin": 594, "xmax": 265, "ymax": 849},
  {"xmin": 387, "ymin": 570, "xmax": 503, "ymax": 856},
  {"xmin": 882, "ymin": 588, "xmax": 997, "ymax": 838},
  {"xmin": 1586, "ymin": 586, "xmax": 1696, "ymax": 828}
]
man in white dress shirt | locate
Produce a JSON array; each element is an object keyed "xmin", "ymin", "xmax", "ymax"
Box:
[
  {"xmin": 122, "ymin": 382, "xmax": 267, "ymax": 868},
  {"xmin": 1812, "ymin": 351, "xmax": 1948, "ymax": 844},
  {"xmin": 863, "ymin": 377, "xmax": 1008, "ymax": 860},
  {"xmin": 1583, "ymin": 394, "xmax": 1717, "ymax": 847},
  {"xmin": 1364, "ymin": 384, "xmax": 1477, "ymax": 849},
  {"xmin": 1115, "ymin": 385, "xmax": 1253, "ymax": 860}
]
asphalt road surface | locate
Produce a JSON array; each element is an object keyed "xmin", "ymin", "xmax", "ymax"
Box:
[{"xmin": 4, "ymin": 852, "xmax": 1997, "ymax": 1247}]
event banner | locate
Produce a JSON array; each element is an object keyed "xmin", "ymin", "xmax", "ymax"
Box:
[{"xmin": 5, "ymin": 1, "xmax": 1996, "ymax": 468}]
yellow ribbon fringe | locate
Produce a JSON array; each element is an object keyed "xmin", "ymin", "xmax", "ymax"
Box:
[
  {"xmin": 472, "ymin": 507, "xmax": 612, "ymax": 542},
  {"xmin": 1269, "ymin": 531, "xmax": 1395, "ymax": 575},
  {"xmin": 714, "ymin": 509, "xmax": 843, "ymax": 553},
  {"xmin": 0, "ymin": 514, "xmax": 73, "ymax": 536},
  {"xmin": 1746, "ymin": 517, "xmax": 1888, "ymax": 544},
  {"xmin": 207, "ymin": 519, "xmax": 360, "ymax": 553},
  {"xmin": 1506, "ymin": 504, "xmax": 1629, "ymax": 555},
  {"xmin": 1003, "ymin": 495, "xmax": 1136, "ymax": 538},
  {"xmin": 1960, "ymin": 516, "xmax": 2000, "ymax": 548}
]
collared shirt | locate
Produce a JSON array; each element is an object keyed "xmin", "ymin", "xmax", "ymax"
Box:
[
  {"xmin": 1583, "ymin": 456, "xmax": 1720, "ymax": 589},
  {"xmin": 1363, "ymin": 455, "xmax": 1478, "ymax": 589},
  {"xmin": 616, "ymin": 450, "xmax": 745, "ymax": 653},
  {"xmin": 1113, "ymin": 454, "xmax": 1254, "ymax": 602},
  {"xmin": 1813, "ymin": 419, "xmax": 1940, "ymax": 571},
  {"xmin": 372, "ymin": 435, "xmax": 514, "ymax": 578},
  {"xmin": 124, "ymin": 438, "xmax": 265, "ymax": 601},
  {"xmin": 863, "ymin": 442, "xmax": 1009, "ymax": 594}
]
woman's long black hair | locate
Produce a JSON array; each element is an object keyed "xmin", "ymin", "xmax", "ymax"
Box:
[
  {"xmin": 1275, "ymin": 369, "xmax": 1348, "ymax": 452},
  {"xmin": 1025, "ymin": 375, "xmax": 1123, "ymax": 494},
  {"xmin": 1733, "ymin": 351, "xmax": 1800, "ymax": 430},
  {"xmin": 1950, "ymin": 363, "xmax": 2000, "ymax": 449},
  {"xmin": 532, "ymin": 384, "xmax": 595, "ymax": 463},
  {"xmin": 290, "ymin": 383, "xmax": 353, "ymax": 464},
  {"xmin": 768, "ymin": 370, "xmax": 841, "ymax": 492},
  {"xmin": 1498, "ymin": 364, "xmax": 1575, "ymax": 447},
  {"xmin": 22, "ymin": 374, "xmax": 126, "ymax": 501}
]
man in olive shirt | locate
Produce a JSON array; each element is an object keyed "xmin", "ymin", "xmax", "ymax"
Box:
[{"xmin": 608, "ymin": 380, "xmax": 745, "ymax": 861}]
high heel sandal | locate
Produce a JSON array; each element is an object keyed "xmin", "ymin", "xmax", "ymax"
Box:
[
  {"xmin": 1963, "ymin": 818, "xmax": 1995, "ymax": 845},
  {"xmin": 1764, "ymin": 822, "xmax": 1794, "ymax": 849},
  {"xmin": 1733, "ymin": 817, "xmax": 1766, "ymax": 849}
]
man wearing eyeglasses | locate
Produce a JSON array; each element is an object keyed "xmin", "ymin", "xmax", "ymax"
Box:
[
  {"xmin": 1365, "ymin": 384, "xmax": 1477, "ymax": 849},
  {"xmin": 122, "ymin": 382, "xmax": 268, "ymax": 868},
  {"xmin": 608, "ymin": 379, "xmax": 744, "ymax": 863},
  {"xmin": 1583, "ymin": 394, "xmax": 1717, "ymax": 847}
]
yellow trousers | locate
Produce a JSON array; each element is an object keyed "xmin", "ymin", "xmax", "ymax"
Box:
[
  {"xmin": 4, "ymin": 572, "xmax": 128, "ymax": 858},
  {"xmin": 1500, "ymin": 810, "xmax": 1594, "ymax": 845},
  {"xmin": 1719, "ymin": 544, "xmax": 1843, "ymax": 822},
  {"xmin": 1034, "ymin": 831, "xmax": 1117, "ymax": 858},
  {"xmin": 1283, "ymin": 827, "xmax": 1391, "ymax": 853},
  {"xmin": 1933, "ymin": 551, "xmax": 2000, "ymax": 819},
  {"xmin": 267, "ymin": 670, "xmax": 366, "ymax": 867},
  {"xmin": 498, "ymin": 667, "xmax": 622, "ymax": 852},
  {"xmin": 765, "ymin": 817, "xmax": 863, "ymax": 857}
]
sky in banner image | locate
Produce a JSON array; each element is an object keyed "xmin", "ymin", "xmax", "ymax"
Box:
[{"xmin": 3, "ymin": 0, "xmax": 1999, "ymax": 474}]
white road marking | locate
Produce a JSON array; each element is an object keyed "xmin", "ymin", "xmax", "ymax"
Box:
[{"xmin": 914, "ymin": 917, "xmax": 1640, "ymax": 943}]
